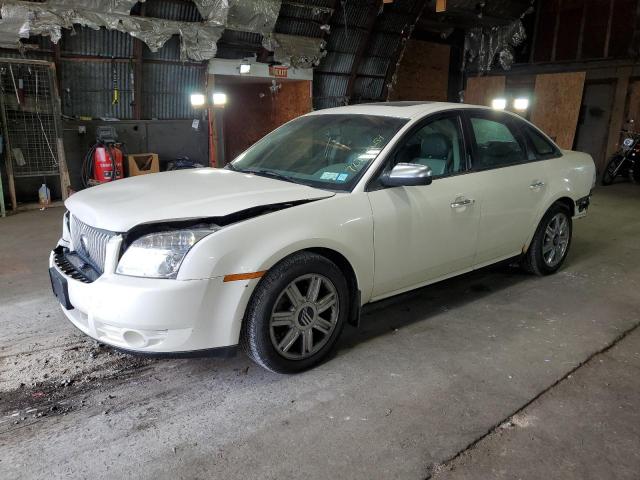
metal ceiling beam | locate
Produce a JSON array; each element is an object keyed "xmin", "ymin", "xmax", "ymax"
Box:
[{"xmin": 345, "ymin": 0, "xmax": 382, "ymax": 102}]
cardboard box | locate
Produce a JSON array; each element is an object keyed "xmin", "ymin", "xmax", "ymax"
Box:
[{"xmin": 128, "ymin": 153, "xmax": 159, "ymax": 176}]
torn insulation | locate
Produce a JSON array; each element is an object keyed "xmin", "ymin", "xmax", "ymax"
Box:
[{"xmin": 0, "ymin": 0, "xmax": 284, "ymax": 62}]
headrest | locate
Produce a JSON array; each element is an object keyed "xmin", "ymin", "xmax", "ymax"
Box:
[{"xmin": 421, "ymin": 133, "xmax": 450, "ymax": 159}]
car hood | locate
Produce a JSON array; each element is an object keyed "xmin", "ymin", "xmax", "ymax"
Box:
[{"xmin": 65, "ymin": 168, "xmax": 335, "ymax": 232}]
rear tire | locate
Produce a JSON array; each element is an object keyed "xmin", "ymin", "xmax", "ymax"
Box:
[
  {"xmin": 522, "ymin": 203, "xmax": 572, "ymax": 276},
  {"xmin": 240, "ymin": 251, "xmax": 349, "ymax": 374}
]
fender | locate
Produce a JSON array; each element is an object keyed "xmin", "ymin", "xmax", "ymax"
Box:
[{"xmin": 178, "ymin": 192, "xmax": 376, "ymax": 302}]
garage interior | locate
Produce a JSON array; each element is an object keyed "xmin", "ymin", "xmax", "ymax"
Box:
[{"xmin": 1, "ymin": 0, "xmax": 640, "ymax": 478}]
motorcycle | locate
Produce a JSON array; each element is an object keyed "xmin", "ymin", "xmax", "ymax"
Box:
[{"xmin": 601, "ymin": 124, "xmax": 640, "ymax": 186}]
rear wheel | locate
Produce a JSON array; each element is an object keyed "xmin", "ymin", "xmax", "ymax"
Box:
[
  {"xmin": 522, "ymin": 204, "xmax": 572, "ymax": 276},
  {"xmin": 240, "ymin": 252, "xmax": 349, "ymax": 373}
]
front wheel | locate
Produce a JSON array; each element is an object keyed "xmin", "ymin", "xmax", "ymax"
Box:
[
  {"xmin": 240, "ymin": 251, "xmax": 349, "ymax": 373},
  {"xmin": 601, "ymin": 155, "xmax": 625, "ymax": 185},
  {"xmin": 522, "ymin": 204, "xmax": 572, "ymax": 276}
]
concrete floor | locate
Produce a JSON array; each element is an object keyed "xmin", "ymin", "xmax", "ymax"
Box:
[{"xmin": 1, "ymin": 184, "xmax": 639, "ymax": 479}]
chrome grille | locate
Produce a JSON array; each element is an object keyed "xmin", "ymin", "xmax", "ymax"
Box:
[{"xmin": 69, "ymin": 215, "xmax": 115, "ymax": 272}]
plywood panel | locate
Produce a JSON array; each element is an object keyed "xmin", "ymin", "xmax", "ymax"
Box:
[
  {"xmin": 464, "ymin": 76, "xmax": 506, "ymax": 107},
  {"xmin": 223, "ymin": 80, "xmax": 312, "ymax": 160},
  {"xmin": 389, "ymin": 40, "xmax": 450, "ymax": 102},
  {"xmin": 530, "ymin": 72, "xmax": 586, "ymax": 149}
]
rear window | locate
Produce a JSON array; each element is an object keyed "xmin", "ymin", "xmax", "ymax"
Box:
[{"xmin": 523, "ymin": 125, "xmax": 560, "ymax": 159}]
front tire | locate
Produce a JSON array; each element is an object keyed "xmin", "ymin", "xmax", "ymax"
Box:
[
  {"xmin": 601, "ymin": 155, "xmax": 624, "ymax": 185},
  {"xmin": 240, "ymin": 251, "xmax": 349, "ymax": 374},
  {"xmin": 522, "ymin": 204, "xmax": 572, "ymax": 276}
]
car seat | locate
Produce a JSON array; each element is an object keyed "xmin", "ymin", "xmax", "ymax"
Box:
[{"xmin": 413, "ymin": 133, "xmax": 450, "ymax": 176}]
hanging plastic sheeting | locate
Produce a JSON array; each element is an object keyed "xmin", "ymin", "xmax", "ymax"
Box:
[
  {"xmin": 462, "ymin": 20, "xmax": 526, "ymax": 73},
  {"xmin": 192, "ymin": 0, "xmax": 229, "ymax": 25},
  {"xmin": 47, "ymin": 0, "xmax": 140, "ymax": 15},
  {"xmin": 0, "ymin": 0, "xmax": 281, "ymax": 61},
  {"xmin": 226, "ymin": 0, "xmax": 280, "ymax": 35},
  {"xmin": 262, "ymin": 33, "xmax": 326, "ymax": 68}
]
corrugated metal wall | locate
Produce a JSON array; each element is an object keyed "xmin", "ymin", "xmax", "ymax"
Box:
[
  {"xmin": 313, "ymin": 0, "xmax": 423, "ymax": 109},
  {"xmin": 1, "ymin": 0, "xmax": 431, "ymax": 116},
  {"xmin": 11, "ymin": 0, "xmax": 210, "ymax": 121},
  {"xmin": 142, "ymin": 63, "xmax": 205, "ymax": 119},
  {"xmin": 60, "ymin": 60, "xmax": 135, "ymax": 119}
]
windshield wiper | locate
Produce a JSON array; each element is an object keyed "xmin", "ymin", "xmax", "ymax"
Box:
[{"xmin": 240, "ymin": 168, "xmax": 298, "ymax": 184}]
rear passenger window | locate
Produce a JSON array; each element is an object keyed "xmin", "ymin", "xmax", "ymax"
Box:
[
  {"xmin": 523, "ymin": 125, "xmax": 559, "ymax": 159},
  {"xmin": 470, "ymin": 117, "xmax": 526, "ymax": 169}
]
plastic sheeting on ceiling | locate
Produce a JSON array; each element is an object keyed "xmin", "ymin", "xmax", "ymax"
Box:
[{"xmin": 0, "ymin": 0, "xmax": 319, "ymax": 63}]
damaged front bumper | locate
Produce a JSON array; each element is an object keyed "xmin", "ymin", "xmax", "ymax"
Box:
[{"xmin": 48, "ymin": 242, "xmax": 255, "ymax": 355}]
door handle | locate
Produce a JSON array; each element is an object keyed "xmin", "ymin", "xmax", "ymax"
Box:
[
  {"xmin": 451, "ymin": 198, "xmax": 475, "ymax": 208},
  {"xmin": 529, "ymin": 181, "xmax": 546, "ymax": 189}
]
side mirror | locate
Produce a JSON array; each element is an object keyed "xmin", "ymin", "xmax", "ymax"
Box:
[{"xmin": 381, "ymin": 163, "xmax": 433, "ymax": 187}]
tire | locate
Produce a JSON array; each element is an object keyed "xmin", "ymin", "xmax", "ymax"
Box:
[
  {"xmin": 240, "ymin": 251, "xmax": 349, "ymax": 374},
  {"xmin": 601, "ymin": 155, "xmax": 624, "ymax": 185},
  {"xmin": 522, "ymin": 203, "xmax": 573, "ymax": 276}
]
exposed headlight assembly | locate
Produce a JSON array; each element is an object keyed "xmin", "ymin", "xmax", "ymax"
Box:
[{"xmin": 116, "ymin": 228, "xmax": 217, "ymax": 279}]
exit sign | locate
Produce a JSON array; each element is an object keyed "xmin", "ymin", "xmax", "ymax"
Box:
[{"xmin": 269, "ymin": 65, "xmax": 289, "ymax": 78}]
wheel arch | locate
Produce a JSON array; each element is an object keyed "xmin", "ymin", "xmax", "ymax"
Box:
[
  {"xmin": 554, "ymin": 196, "xmax": 575, "ymax": 217},
  {"xmin": 255, "ymin": 246, "xmax": 362, "ymax": 327},
  {"xmin": 524, "ymin": 195, "xmax": 575, "ymax": 253}
]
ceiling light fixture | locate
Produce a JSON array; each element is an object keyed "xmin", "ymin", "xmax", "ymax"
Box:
[
  {"xmin": 491, "ymin": 98, "xmax": 507, "ymax": 110},
  {"xmin": 513, "ymin": 98, "xmax": 530, "ymax": 111},
  {"xmin": 190, "ymin": 93, "xmax": 205, "ymax": 107},
  {"xmin": 212, "ymin": 92, "xmax": 227, "ymax": 106}
]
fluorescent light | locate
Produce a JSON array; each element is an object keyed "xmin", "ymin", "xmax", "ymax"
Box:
[
  {"xmin": 491, "ymin": 98, "xmax": 507, "ymax": 110},
  {"xmin": 190, "ymin": 93, "xmax": 205, "ymax": 107},
  {"xmin": 239, "ymin": 63, "xmax": 251, "ymax": 74},
  {"xmin": 212, "ymin": 92, "xmax": 227, "ymax": 106},
  {"xmin": 513, "ymin": 98, "xmax": 530, "ymax": 111}
]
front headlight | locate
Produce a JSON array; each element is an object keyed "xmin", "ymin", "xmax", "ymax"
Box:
[
  {"xmin": 62, "ymin": 211, "xmax": 71, "ymax": 242},
  {"xmin": 116, "ymin": 228, "xmax": 217, "ymax": 279}
]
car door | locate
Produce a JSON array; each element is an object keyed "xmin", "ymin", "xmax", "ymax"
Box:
[
  {"xmin": 464, "ymin": 111, "xmax": 550, "ymax": 266},
  {"xmin": 367, "ymin": 113, "xmax": 483, "ymax": 299}
]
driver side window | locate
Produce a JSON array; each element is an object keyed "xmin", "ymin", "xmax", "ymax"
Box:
[{"xmin": 392, "ymin": 116, "xmax": 466, "ymax": 179}]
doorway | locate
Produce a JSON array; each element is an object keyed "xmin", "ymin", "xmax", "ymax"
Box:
[
  {"xmin": 574, "ymin": 80, "xmax": 616, "ymax": 172},
  {"xmin": 214, "ymin": 75, "xmax": 312, "ymax": 163}
]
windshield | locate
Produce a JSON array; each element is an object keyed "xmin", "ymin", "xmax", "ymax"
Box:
[{"xmin": 228, "ymin": 114, "xmax": 408, "ymax": 191}]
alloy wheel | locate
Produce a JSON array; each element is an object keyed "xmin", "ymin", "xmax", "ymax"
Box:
[
  {"xmin": 542, "ymin": 212, "xmax": 570, "ymax": 267},
  {"xmin": 269, "ymin": 273, "xmax": 339, "ymax": 360}
]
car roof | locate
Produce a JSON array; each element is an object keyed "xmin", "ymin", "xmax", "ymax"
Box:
[{"xmin": 307, "ymin": 101, "xmax": 491, "ymax": 120}]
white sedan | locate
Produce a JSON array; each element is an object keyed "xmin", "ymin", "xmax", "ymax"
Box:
[{"xmin": 49, "ymin": 102, "xmax": 596, "ymax": 373}]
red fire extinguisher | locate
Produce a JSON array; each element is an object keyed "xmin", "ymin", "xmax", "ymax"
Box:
[
  {"xmin": 82, "ymin": 126, "xmax": 125, "ymax": 187},
  {"xmin": 93, "ymin": 145, "xmax": 124, "ymax": 183}
]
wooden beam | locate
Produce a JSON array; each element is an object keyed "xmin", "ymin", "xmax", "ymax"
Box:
[
  {"xmin": 550, "ymin": 0, "xmax": 562, "ymax": 62},
  {"xmin": 345, "ymin": 0, "xmax": 381, "ymax": 103},
  {"xmin": 133, "ymin": 2, "xmax": 145, "ymax": 120},
  {"xmin": 206, "ymin": 73, "xmax": 218, "ymax": 167},
  {"xmin": 576, "ymin": 0, "xmax": 587, "ymax": 60},
  {"xmin": 0, "ymin": 90, "xmax": 17, "ymax": 211},
  {"xmin": 604, "ymin": 0, "xmax": 616, "ymax": 58},
  {"xmin": 605, "ymin": 66, "xmax": 632, "ymax": 170},
  {"xmin": 381, "ymin": 0, "xmax": 429, "ymax": 100},
  {"xmin": 528, "ymin": 0, "xmax": 543, "ymax": 63}
]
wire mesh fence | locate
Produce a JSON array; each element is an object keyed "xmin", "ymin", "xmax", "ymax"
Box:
[{"xmin": 0, "ymin": 60, "xmax": 61, "ymax": 177}]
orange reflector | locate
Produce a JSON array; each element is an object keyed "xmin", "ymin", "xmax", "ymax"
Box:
[{"xmin": 223, "ymin": 271, "xmax": 266, "ymax": 282}]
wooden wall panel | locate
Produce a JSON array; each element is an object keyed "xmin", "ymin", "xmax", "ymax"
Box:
[
  {"xmin": 464, "ymin": 76, "xmax": 506, "ymax": 107},
  {"xmin": 223, "ymin": 80, "xmax": 311, "ymax": 160},
  {"xmin": 530, "ymin": 72, "xmax": 586, "ymax": 149},
  {"xmin": 388, "ymin": 40, "xmax": 450, "ymax": 101},
  {"xmin": 625, "ymin": 80, "xmax": 640, "ymax": 126}
]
